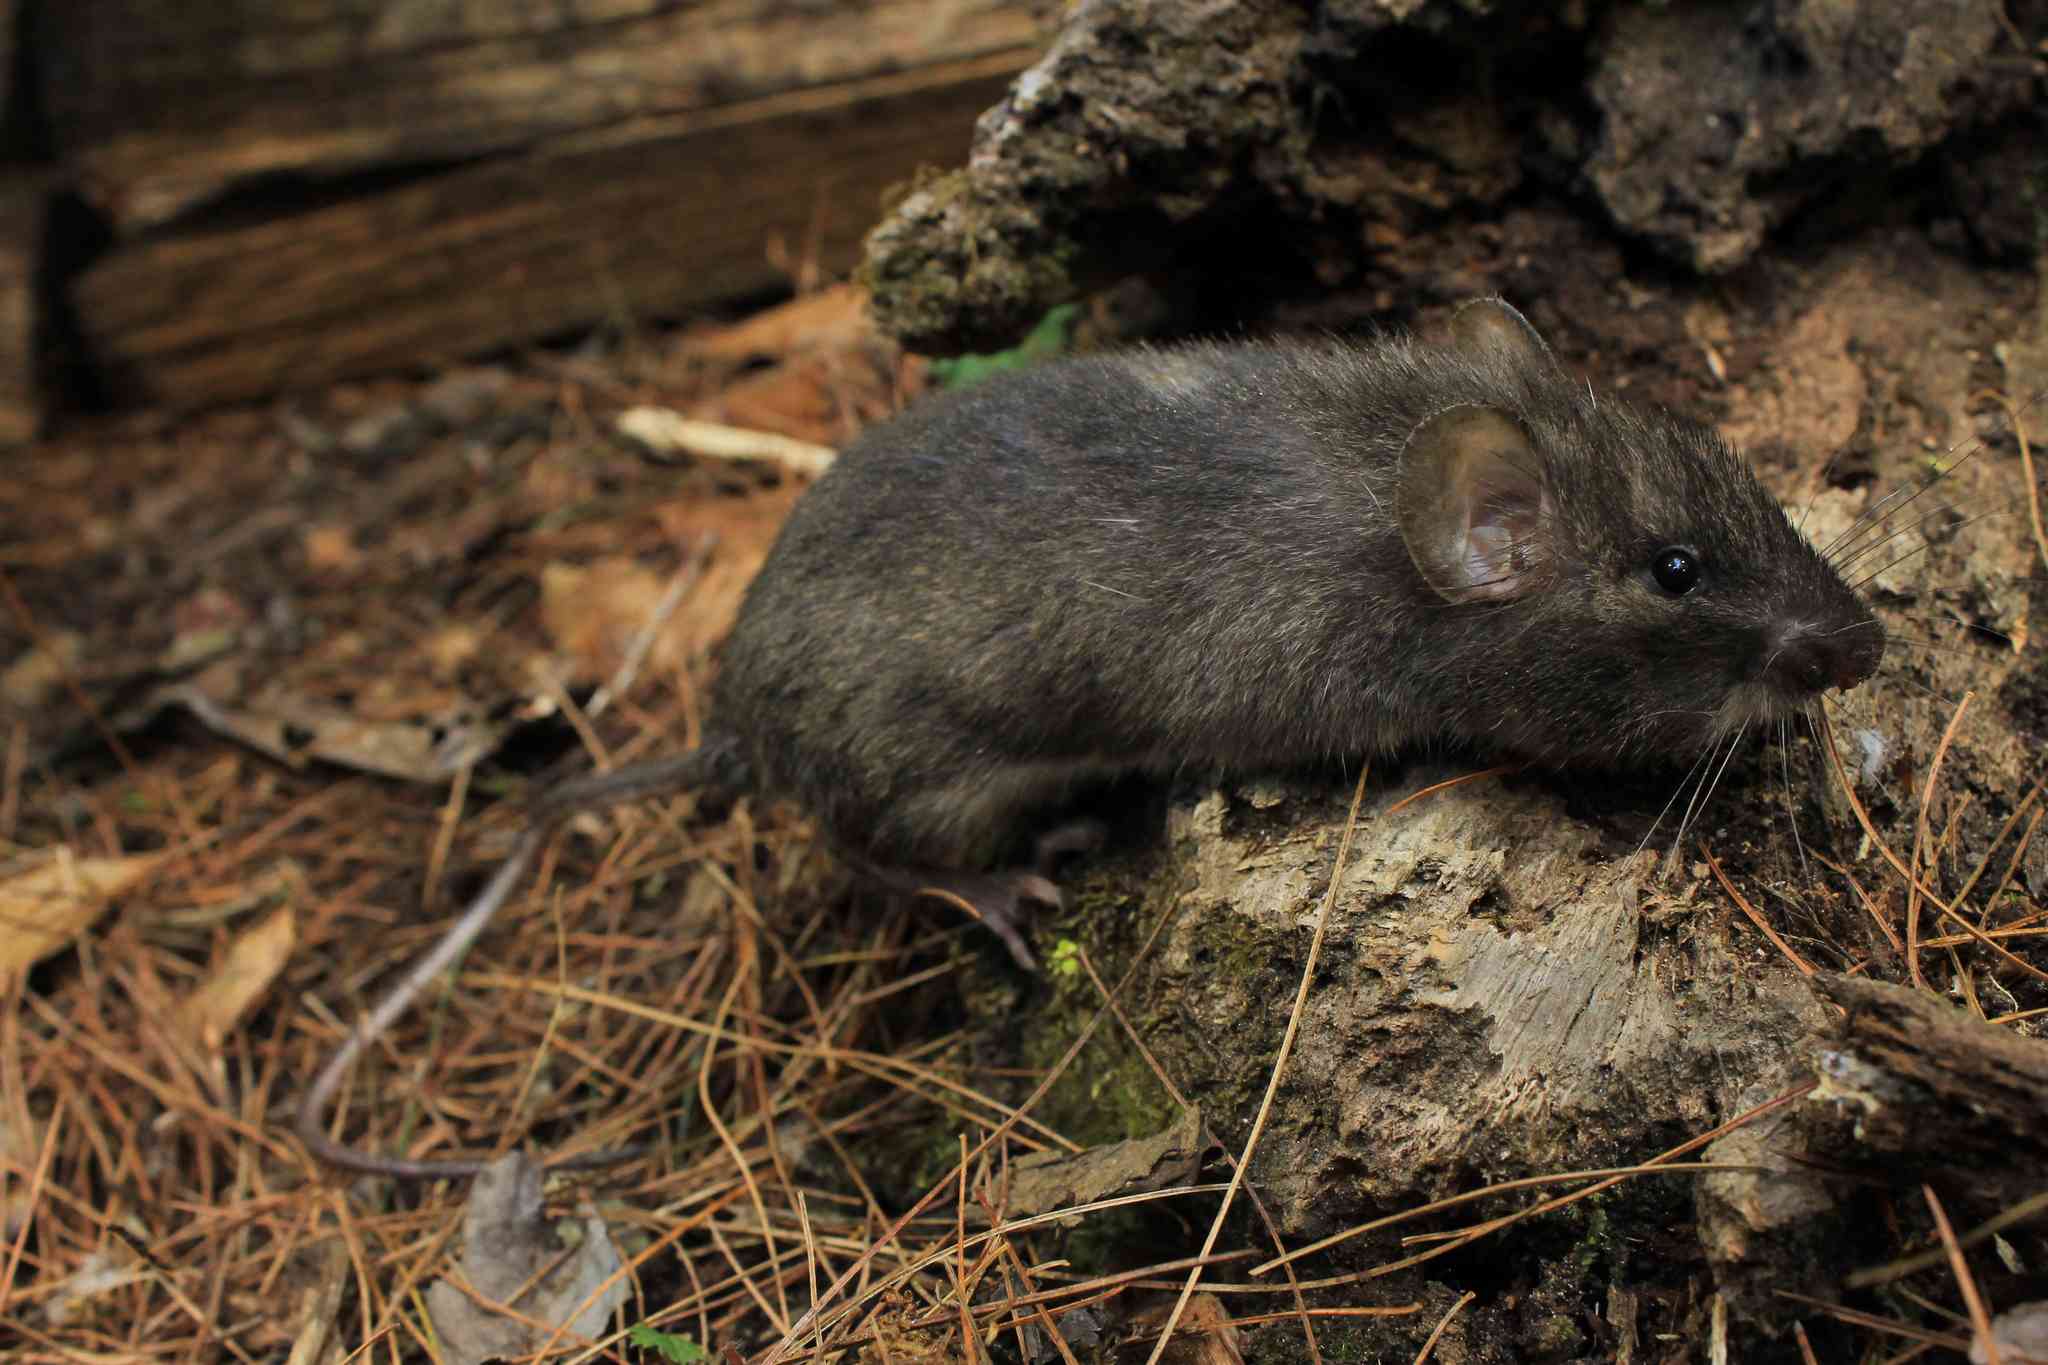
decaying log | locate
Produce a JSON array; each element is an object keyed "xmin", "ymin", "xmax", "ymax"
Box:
[
  {"xmin": 1122, "ymin": 775, "xmax": 1826, "ymax": 1237},
  {"xmin": 1813, "ymin": 975, "xmax": 2048, "ymax": 1179},
  {"xmin": 1695, "ymin": 975, "xmax": 2048, "ymax": 1319},
  {"xmin": 0, "ymin": 173, "xmax": 43, "ymax": 445},
  {"xmin": 0, "ymin": 0, "xmax": 14, "ymax": 130},
  {"xmin": 38, "ymin": 0, "xmax": 1044, "ymax": 232},
  {"xmin": 861, "ymin": 0, "xmax": 2042, "ymax": 354},
  {"xmin": 72, "ymin": 57, "xmax": 1026, "ymax": 410}
]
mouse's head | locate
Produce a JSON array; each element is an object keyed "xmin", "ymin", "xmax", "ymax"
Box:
[{"xmin": 1395, "ymin": 298, "xmax": 1885, "ymax": 765}]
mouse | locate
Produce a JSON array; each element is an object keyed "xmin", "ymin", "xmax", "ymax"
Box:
[{"xmin": 295, "ymin": 297, "xmax": 1886, "ymax": 1176}]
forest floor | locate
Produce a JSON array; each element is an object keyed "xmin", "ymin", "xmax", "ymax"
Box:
[{"xmin": 5, "ymin": 230, "xmax": 2048, "ymax": 1364}]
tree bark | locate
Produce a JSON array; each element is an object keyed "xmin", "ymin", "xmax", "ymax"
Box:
[
  {"xmin": 71, "ymin": 56, "xmax": 1027, "ymax": 409},
  {"xmin": 39, "ymin": 0, "xmax": 1043, "ymax": 232}
]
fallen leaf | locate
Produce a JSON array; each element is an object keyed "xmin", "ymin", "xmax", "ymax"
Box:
[
  {"xmin": 680, "ymin": 283, "xmax": 871, "ymax": 361},
  {"xmin": 1002, "ymin": 1108, "xmax": 1211, "ymax": 1220},
  {"xmin": 283, "ymin": 1239, "xmax": 351, "ymax": 1365},
  {"xmin": 301, "ymin": 524, "xmax": 363, "ymax": 574},
  {"xmin": 426, "ymin": 1153, "xmax": 628, "ymax": 1365},
  {"xmin": 422, "ymin": 622, "xmax": 487, "ymax": 676},
  {"xmin": 173, "ymin": 904, "xmax": 297, "ymax": 1052},
  {"xmin": 1, "ymin": 629, "xmax": 83, "ymax": 709},
  {"xmin": 166, "ymin": 684, "xmax": 500, "ymax": 782},
  {"xmin": 0, "ymin": 850, "xmax": 159, "ymax": 983},
  {"xmin": 651, "ymin": 485, "xmax": 801, "ymax": 656},
  {"xmin": 539, "ymin": 558, "xmax": 687, "ymax": 685},
  {"xmin": 696, "ymin": 358, "xmax": 848, "ymax": 447}
]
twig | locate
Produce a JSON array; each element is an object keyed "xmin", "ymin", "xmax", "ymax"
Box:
[
  {"xmin": 1412, "ymin": 1291, "xmax": 1475, "ymax": 1364},
  {"xmin": 1703, "ymin": 845, "xmax": 1816, "ymax": 975},
  {"xmin": 1907, "ymin": 692, "xmax": 1974, "ymax": 990},
  {"xmin": 1142, "ymin": 767, "xmax": 1372, "ymax": 1365},
  {"xmin": 1923, "ymin": 1185, "xmax": 2003, "ymax": 1365}
]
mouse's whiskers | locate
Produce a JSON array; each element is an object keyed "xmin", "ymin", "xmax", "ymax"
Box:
[
  {"xmin": 1876, "ymin": 608, "xmax": 2018, "ymax": 647},
  {"xmin": 1657, "ymin": 721, "xmax": 1749, "ymax": 873},
  {"xmin": 1822, "ymin": 382, "xmax": 2043, "ymax": 571},
  {"xmin": 1818, "ymin": 454, "xmax": 1972, "ymax": 564},
  {"xmin": 1873, "ymin": 664, "xmax": 1970, "ymax": 710},
  {"xmin": 1814, "ymin": 396, "xmax": 2030, "ymax": 563},
  {"xmin": 1848, "ymin": 503, "xmax": 2024, "ymax": 591},
  {"xmin": 1827, "ymin": 491, "xmax": 2022, "ymax": 581},
  {"xmin": 1778, "ymin": 713, "xmax": 1810, "ymax": 880},
  {"xmin": 1877, "ymin": 636, "xmax": 2008, "ymax": 659},
  {"xmin": 1635, "ymin": 738, "xmax": 1719, "ymax": 864}
]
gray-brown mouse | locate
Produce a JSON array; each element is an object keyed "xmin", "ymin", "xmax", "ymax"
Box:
[{"xmin": 297, "ymin": 298, "xmax": 1885, "ymax": 1176}]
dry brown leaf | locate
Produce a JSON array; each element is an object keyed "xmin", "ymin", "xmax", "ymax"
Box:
[
  {"xmin": 681, "ymin": 282, "xmax": 872, "ymax": 361},
  {"xmin": 425, "ymin": 1153, "xmax": 627, "ymax": 1365},
  {"xmin": 0, "ymin": 849, "xmax": 159, "ymax": 983},
  {"xmin": 167, "ymin": 685, "xmax": 497, "ymax": 782},
  {"xmin": 539, "ymin": 558, "xmax": 687, "ymax": 685},
  {"xmin": 1, "ymin": 628, "xmax": 83, "ymax": 709},
  {"xmin": 651, "ymin": 485, "xmax": 800, "ymax": 654},
  {"xmin": 173, "ymin": 904, "xmax": 297, "ymax": 1052},
  {"xmin": 696, "ymin": 356, "xmax": 866, "ymax": 447},
  {"xmin": 300, "ymin": 523, "xmax": 362, "ymax": 574},
  {"xmin": 422, "ymin": 622, "xmax": 487, "ymax": 676}
]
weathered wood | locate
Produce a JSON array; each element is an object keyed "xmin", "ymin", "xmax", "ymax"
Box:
[
  {"xmin": 861, "ymin": 0, "xmax": 2040, "ymax": 354},
  {"xmin": 0, "ymin": 173, "xmax": 43, "ymax": 445},
  {"xmin": 1814, "ymin": 975, "xmax": 2048, "ymax": 1175},
  {"xmin": 0, "ymin": 0, "xmax": 15, "ymax": 130},
  {"xmin": 73, "ymin": 56, "xmax": 1027, "ymax": 410},
  {"xmin": 38, "ymin": 0, "xmax": 1043, "ymax": 232}
]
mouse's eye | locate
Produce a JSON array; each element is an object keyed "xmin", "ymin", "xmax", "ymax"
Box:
[{"xmin": 1651, "ymin": 547, "xmax": 1701, "ymax": 595}]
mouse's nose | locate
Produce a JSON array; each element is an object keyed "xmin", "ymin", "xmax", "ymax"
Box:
[{"xmin": 1766, "ymin": 617, "xmax": 1883, "ymax": 695}]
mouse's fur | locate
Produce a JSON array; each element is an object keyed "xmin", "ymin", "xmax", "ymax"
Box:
[
  {"xmin": 714, "ymin": 299, "xmax": 1882, "ymax": 871},
  {"xmin": 298, "ymin": 299, "xmax": 1885, "ymax": 1176}
]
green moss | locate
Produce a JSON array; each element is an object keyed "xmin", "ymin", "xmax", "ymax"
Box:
[
  {"xmin": 1018, "ymin": 876, "xmax": 1185, "ymax": 1150},
  {"xmin": 624, "ymin": 1324, "xmax": 708, "ymax": 1361},
  {"xmin": 860, "ymin": 171, "xmax": 1086, "ymax": 354},
  {"xmin": 926, "ymin": 304, "xmax": 1080, "ymax": 389},
  {"xmin": 1528, "ymin": 1311, "xmax": 1585, "ymax": 1355}
]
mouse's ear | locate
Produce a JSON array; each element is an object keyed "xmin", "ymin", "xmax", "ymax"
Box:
[
  {"xmin": 1447, "ymin": 296, "xmax": 1557, "ymax": 373},
  {"xmin": 1397, "ymin": 404, "xmax": 1552, "ymax": 603}
]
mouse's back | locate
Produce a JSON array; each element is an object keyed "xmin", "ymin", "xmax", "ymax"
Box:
[{"xmin": 711, "ymin": 301, "xmax": 1882, "ymax": 870}]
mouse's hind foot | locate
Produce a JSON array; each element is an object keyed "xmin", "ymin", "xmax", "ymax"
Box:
[
  {"xmin": 857, "ymin": 820, "xmax": 1107, "ymax": 971},
  {"xmin": 867, "ymin": 864, "xmax": 1062, "ymax": 971}
]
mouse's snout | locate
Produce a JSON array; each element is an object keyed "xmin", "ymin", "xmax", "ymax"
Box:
[{"xmin": 1765, "ymin": 615, "xmax": 1884, "ymax": 696}]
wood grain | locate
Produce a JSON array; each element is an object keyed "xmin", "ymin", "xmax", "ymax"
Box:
[
  {"xmin": 1815, "ymin": 975, "xmax": 2048, "ymax": 1172},
  {"xmin": 74, "ymin": 55, "xmax": 1029, "ymax": 409},
  {"xmin": 39, "ymin": 0, "xmax": 1043, "ymax": 231},
  {"xmin": 0, "ymin": 173, "xmax": 44, "ymax": 443}
]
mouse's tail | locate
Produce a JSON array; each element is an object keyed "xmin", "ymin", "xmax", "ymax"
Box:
[
  {"xmin": 531, "ymin": 733, "xmax": 749, "ymax": 822},
  {"xmin": 294, "ymin": 737, "xmax": 748, "ymax": 1180}
]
